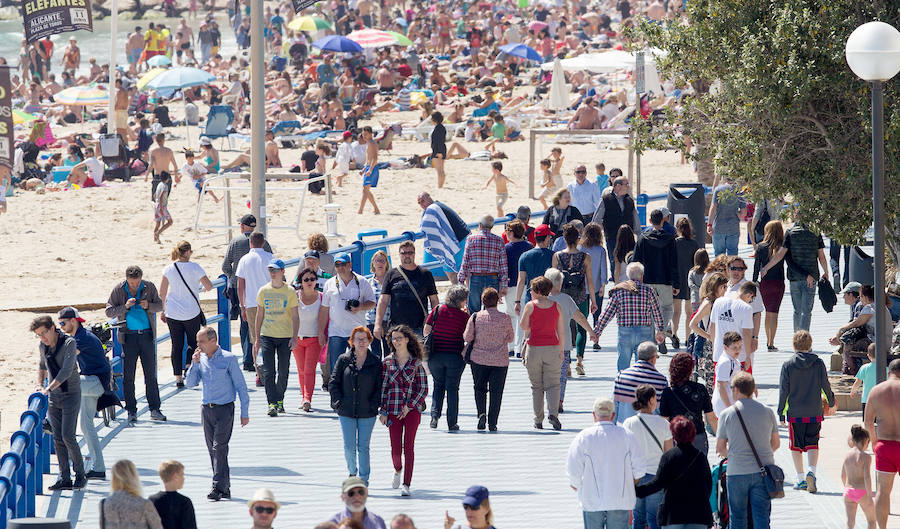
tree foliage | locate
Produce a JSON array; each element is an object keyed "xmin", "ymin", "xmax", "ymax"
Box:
[{"xmin": 629, "ymin": 0, "xmax": 900, "ymax": 262}]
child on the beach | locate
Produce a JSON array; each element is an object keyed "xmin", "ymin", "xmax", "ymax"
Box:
[
  {"xmin": 181, "ymin": 150, "xmax": 220, "ymax": 203},
  {"xmin": 333, "ymin": 130, "xmax": 352, "ymax": 187},
  {"xmin": 537, "ymin": 159, "xmax": 555, "ymax": 209},
  {"xmin": 841, "ymin": 425, "xmax": 876, "ymax": 529},
  {"xmin": 550, "ymin": 147, "xmax": 565, "ymax": 178},
  {"xmin": 483, "ymin": 161, "xmax": 514, "ymax": 218},
  {"xmin": 153, "ymin": 172, "xmax": 173, "ymax": 244},
  {"xmin": 850, "ymin": 344, "xmax": 878, "ymax": 418}
]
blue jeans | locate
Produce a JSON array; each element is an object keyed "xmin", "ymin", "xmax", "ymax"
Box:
[
  {"xmin": 467, "ymin": 274, "xmax": 500, "ymax": 313},
  {"xmin": 239, "ymin": 317, "xmax": 252, "ymax": 367},
  {"xmin": 634, "ymin": 473, "xmax": 662, "ymax": 529},
  {"xmin": 726, "ymin": 472, "xmax": 771, "ymax": 529},
  {"xmin": 583, "ymin": 509, "xmax": 629, "ymax": 529},
  {"xmin": 712, "ymin": 231, "xmax": 739, "ymax": 256},
  {"xmin": 338, "ymin": 416, "xmax": 377, "ymax": 483},
  {"xmin": 614, "ymin": 399, "xmax": 636, "ymax": 425},
  {"xmin": 327, "ymin": 336, "xmax": 351, "ymax": 372},
  {"xmin": 662, "ymin": 525, "xmax": 708, "ymax": 529},
  {"xmin": 789, "ymin": 280, "xmax": 816, "ymax": 332},
  {"xmin": 616, "ymin": 326, "xmax": 654, "ymax": 372},
  {"xmin": 201, "ymin": 43, "xmax": 212, "ymax": 64}
]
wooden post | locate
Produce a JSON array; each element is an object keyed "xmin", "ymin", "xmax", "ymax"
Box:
[
  {"xmin": 627, "ymin": 130, "xmax": 634, "ymax": 185},
  {"xmin": 636, "ymin": 151, "xmax": 642, "ymax": 196},
  {"xmin": 325, "ymin": 173, "xmax": 333, "ymax": 204}
]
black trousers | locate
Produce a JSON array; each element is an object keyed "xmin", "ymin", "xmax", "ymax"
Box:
[
  {"xmin": 470, "ymin": 363, "xmax": 508, "ymax": 427},
  {"xmin": 429, "ymin": 353, "xmax": 466, "ymax": 426},
  {"xmin": 202, "ymin": 402, "xmax": 234, "ymax": 493},
  {"xmin": 48, "ymin": 391, "xmax": 84, "ymax": 479},
  {"xmin": 122, "ymin": 332, "xmax": 161, "ymax": 413},
  {"xmin": 166, "ymin": 314, "xmax": 203, "ymax": 377},
  {"xmin": 261, "ymin": 336, "xmax": 291, "ymax": 404}
]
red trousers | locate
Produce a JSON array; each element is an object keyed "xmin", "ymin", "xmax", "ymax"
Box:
[
  {"xmin": 292, "ymin": 337, "xmax": 320, "ymax": 403},
  {"xmin": 388, "ymin": 409, "xmax": 421, "ymax": 486}
]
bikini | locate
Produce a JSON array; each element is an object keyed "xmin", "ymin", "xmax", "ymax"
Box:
[{"xmin": 844, "ymin": 487, "xmax": 869, "ymax": 504}]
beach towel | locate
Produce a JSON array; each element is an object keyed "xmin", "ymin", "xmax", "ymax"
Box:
[{"xmin": 420, "ymin": 203, "xmax": 461, "ymax": 273}]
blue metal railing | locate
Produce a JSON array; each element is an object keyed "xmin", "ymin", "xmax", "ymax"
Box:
[{"xmin": 0, "ymin": 393, "xmax": 50, "ymax": 529}]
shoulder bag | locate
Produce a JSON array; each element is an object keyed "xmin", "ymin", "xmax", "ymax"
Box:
[
  {"xmin": 424, "ymin": 305, "xmax": 441, "ymax": 357},
  {"xmin": 638, "ymin": 415, "xmax": 664, "ymax": 452},
  {"xmin": 174, "ymin": 263, "xmax": 207, "ymax": 325},
  {"xmin": 396, "ymin": 267, "xmax": 429, "ymax": 319},
  {"xmin": 734, "ymin": 403, "xmax": 785, "ymax": 498},
  {"xmin": 463, "ymin": 313, "xmax": 478, "ymax": 364}
]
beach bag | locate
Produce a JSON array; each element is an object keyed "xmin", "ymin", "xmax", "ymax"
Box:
[{"xmin": 735, "ymin": 405, "xmax": 785, "ymax": 499}]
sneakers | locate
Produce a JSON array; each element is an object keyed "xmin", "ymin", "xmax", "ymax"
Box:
[
  {"xmin": 558, "ymin": 402, "xmax": 564, "ymax": 414},
  {"xmin": 448, "ymin": 424, "xmax": 460, "ymax": 432},
  {"xmin": 267, "ymin": 404, "xmax": 278, "ymax": 417},
  {"xmin": 806, "ymin": 472, "xmax": 817, "ymax": 494},
  {"xmin": 671, "ymin": 335, "xmax": 680, "ymax": 350},
  {"xmin": 85, "ymin": 470, "xmax": 106, "ymax": 480},
  {"xmin": 533, "ymin": 421, "xmax": 543, "ymax": 430},
  {"xmin": 127, "ymin": 412, "xmax": 137, "ymax": 424},
  {"xmin": 794, "ymin": 480, "xmax": 807, "ymax": 491},
  {"xmin": 658, "ymin": 342, "xmax": 668, "ymax": 355},
  {"xmin": 488, "ymin": 424, "xmax": 498, "ymax": 432},
  {"xmin": 392, "ymin": 470, "xmax": 402, "ymax": 489},
  {"xmin": 150, "ymin": 410, "xmax": 167, "ymax": 422},
  {"xmin": 593, "ymin": 342, "xmax": 601, "ymax": 350},
  {"xmin": 207, "ymin": 488, "xmax": 224, "ymax": 501},
  {"xmin": 548, "ymin": 415, "xmax": 562, "ymax": 430},
  {"xmin": 72, "ymin": 474, "xmax": 87, "ymax": 489},
  {"xmin": 575, "ymin": 363, "xmax": 585, "ymax": 376},
  {"xmin": 276, "ymin": 401, "xmax": 285, "ymax": 413},
  {"xmin": 429, "ymin": 417, "xmax": 438, "ymax": 429},
  {"xmin": 176, "ymin": 381, "xmax": 185, "ymax": 388},
  {"xmin": 400, "ymin": 484, "xmax": 411, "ymax": 496},
  {"xmin": 48, "ymin": 478, "xmax": 73, "ymax": 491},
  {"xmin": 767, "ymin": 345, "xmax": 778, "ymax": 352}
]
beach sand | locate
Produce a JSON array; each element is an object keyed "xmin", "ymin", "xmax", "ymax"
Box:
[{"xmin": 0, "ymin": 102, "xmax": 696, "ymax": 443}]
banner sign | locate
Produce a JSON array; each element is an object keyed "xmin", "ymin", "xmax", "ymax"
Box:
[
  {"xmin": 635, "ymin": 51, "xmax": 645, "ymax": 94},
  {"xmin": 292, "ymin": 0, "xmax": 316, "ymax": 13},
  {"xmin": 22, "ymin": 0, "xmax": 93, "ymax": 43},
  {"xmin": 0, "ymin": 66, "xmax": 12, "ymax": 169}
]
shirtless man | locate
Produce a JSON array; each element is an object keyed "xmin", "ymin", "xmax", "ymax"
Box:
[
  {"xmin": 375, "ymin": 61, "xmax": 395, "ymax": 93},
  {"xmin": 149, "ymin": 133, "xmax": 179, "ymax": 194},
  {"xmin": 114, "ymin": 79, "xmax": 129, "ymax": 139},
  {"xmin": 221, "ymin": 130, "xmax": 282, "ymax": 170},
  {"xmin": 356, "ymin": 0, "xmax": 374, "ymax": 28},
  {"xmin": 60, "ymin": 38, "xmax": 80, "ymax": 75},
  {"xmin": 358, "ymin": 126, "xmax": 380, "ymax": 215},
  {"xmin": 864, "ymin": 359, "xmax": 900, "ymax": 529},
  {"xmin": 646, "ymin": 0, "xmax": 667, "ymax": 20},
  {"xmin": 569, "ymin": 96, "xmax": 602, "ymax": 130},
  {"xmin": 126, "ymin": 27, "xmax": 145, "ymax": 74}
]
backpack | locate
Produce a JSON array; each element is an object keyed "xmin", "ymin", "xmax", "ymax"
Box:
[{"xmin": 558, "ymin": 252, "xmax": 586, "ymax": 301}]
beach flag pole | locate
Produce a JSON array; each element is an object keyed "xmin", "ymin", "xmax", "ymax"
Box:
[
  {"xmin": 250, "ymin": 0, "xmax": 267, "ymax": 235},
  {"xmin": 108, "ymin": 0, "xmax": 118, "ymax": 133}
]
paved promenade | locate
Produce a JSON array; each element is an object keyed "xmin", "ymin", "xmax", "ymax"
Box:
[{"xmin": 39, "ymin": 271, "xmax": 877, "ymax": 528}]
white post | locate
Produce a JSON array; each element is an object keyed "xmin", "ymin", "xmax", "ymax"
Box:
[
  {"xmin": 250, "ymin": 0, "xmax": 267, "ymax": 235},
  {"xmin": 107, "ymin": 0, "xmax": 118, "ymax": 130}
]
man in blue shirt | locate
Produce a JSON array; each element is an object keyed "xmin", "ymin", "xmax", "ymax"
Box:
[
  {"xmin": 515, "ymin": 224, "xmax": 556, "ymax": 306},
  {"xmin": 317, "ymin": 54, "xmax": 338, "ymax": 87},
  {"xmin": 186, "ymin": 326, "xmax": 250, "ymax": 501},
  {"xmin": 59, "ymin": 306, "xmax": 110, "ymax": 480}
]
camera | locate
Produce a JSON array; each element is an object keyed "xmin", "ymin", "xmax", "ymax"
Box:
[{"xmin": 345, "ymin": 299, "xmax": 360, "ymax": 311}]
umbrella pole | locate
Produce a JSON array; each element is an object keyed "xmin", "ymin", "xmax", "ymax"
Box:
[{"xmin": 184, "ymin": 98, "xmax": 190, "ymax": 147}]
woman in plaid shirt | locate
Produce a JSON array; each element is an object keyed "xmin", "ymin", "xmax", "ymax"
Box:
[{"xmin": 379, "ymin": 325, "xmax": 429, "ymax": 497}]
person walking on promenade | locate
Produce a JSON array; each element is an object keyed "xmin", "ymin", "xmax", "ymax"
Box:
[
  {"xmin": 552, "ymin": 223, "xmax": 598, "ymax": 375},
  {"xmin": 864, "ymin": 359, "xmax": 900, "ymax": 529},
  {"xmin": 58, "ymin": 307, "xmax": 110, "ymax": 480},
  {"xmin": 623, "ymin": 385, "xmax": 672, "ymax": 529},
  {"xmin": 567, "ymin": 165, "xmax": 602, "ymax": 224},
  {"xmin": 706, "ymin": 178, "xmax": 746, "ymax": 256},
  {"xmin": 458, "ymin": 215, "xmax": 508, "ymax": 313},
  {"xmin": 709, "ymin": 281, "xmax": 757, "ymax": 372},
  {"xmin": 515, "ymin": 224, "xmax": 555, "ymax": 307},
  {"xmin": 424, "ymin": 284, "xmax": 470, "ymax": 431},
  {"xmin": 716, "ymin": 372, "xmax": 780, "ymax": 529},
  {"xmin": 33, "ymin": 315, "xmax": 85, "ymax": 490},
  {"xmin": 248, "ymin": 488, "xmax": 281, "ymax": 529},
  {"xmin": 633, "ymin": 208, "xmax": 679, "ymax": 355},
  {"xmin": 591, "ymin": 175, "xmax": 640, "ymax": 273},
  {"xmin": 777, "ymin": 330, "xmax": 835, "ymax": 494},
  {"xmin": 160, "ymin": 240, "xmax": 214, "ymax": 387},
  {"xmin": 185, "ymin": 326, "xmax": 250, "ymax": 501},
  {"xmin": 417, "ymin": 192, "xmax": 469, "ymax": 285},
  {"xmin": 753, "ymin": 220, "xmax": 786, "ymax": 351},
  {"xmin": 330, "ymin": 327, "xmax": 383, "ymax": 486},
  {"xmin": 222, "ymin": 214, "xmax": 272, "ymax": 371},
  {"xmin": 594, "ymin": 262, "xmax": 665, "ymax": 372},
  {"xmin": 634, "ymin": 416, "xmax": 714, "ymax": 529},
  {"xmin": 567, "ymin": 397, "xmax": 646, "ymax": 529},
  {"xmin": 444, "ymin": 485, "xmax": 497, "ymax": 529},
  {"xmin": 320, "ymin": 252, "xmax": 377, "ymax": 379},
  {"xmin": 293, "ymin": 268, "xmax": 325, "ymax": 411},
  {"xmin": 236, "ymin": 232, "xmax": 274, "ymax": 386},
  {"xmin": 106, "ymin": 265, "xmax": 166, "ymax": 423},
  {"xmin": 672, "ymin": 218, "xmax": 700, "ymax": 350},
  {"xmin": 842, "ymin": 425, "xmax": 877, "ymax": 529},
  {"xmin": 374, "ymin": 240, "xmax": 439, "ymax": 338},
  {"xmin": 101, "ymin": 459, "xmax": 164, "ymax": 529},
  {"xmin": 464, "ymin": 288, "xmax": 515, "ymax": 431},
  {"xmin": 765, "ymin": 220, "xmax": 829, "ymax": 332},
  {"xmin": 502, "ymin": 220, "xmax": 533, "ymax": 356},
  {"xmin": 150, "ymin": 460, "xmax": 197, "ymax": 529},
  {"xmin": 366, "ymin": 250, "xmax": 391, "ymax": 358},
  {"xmin": 379, "ymin": 325, "xmax": 428, "ymax": 497},
  {"xmin": 724, "ymin": 256, "xmax": 764, "ymax": 363},
  {"xmin": 658, "ymin": 352, "xmax": 717, "ymax": 455},
  {"xmin": 329, "ymin": 477, "xmax": 387, "ymax": 529},
  {"xmin": 542, "ymin": 188, "xmax": 585, "ymax": 242},
  {"xmin": 520, "ymin": 276, "xmax": 566, "ymax": 430},
  {"xmin": 254, "ymin": 259, "xmax": 299, "ymax": 417},
  {"xmin": 612, "ymin": 342, "xmax": 668, "ymax": 425}
]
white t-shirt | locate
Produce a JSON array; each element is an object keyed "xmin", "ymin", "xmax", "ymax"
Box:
[
  {"xmin": 710, "ymin": 296, "xmax": 754, "ymax": 362},
  {"xmin": 623, "ymin": 413, "xmax": 672, "ymax": 472},
  {"xmin": 162, "ymin": 261, "xmax": 207, "ymax": 320},
  {"xmin": 322, "ymin": 272, "xmax": 376, "ymax": 338},
  {"xmin": 712, "ymin": 357, "xmax": 742, "ymax": 417},
  {"xmin": 235, "ymin": 248, "xmax": 274, "ymax": 309},
  {"xmin": 335, "ymin": 142, "xmax": 351, "ymax": 173},
  {"xmin": 84, "ymin": 157, "xmax": 104, "ymax": 183},
  {"xmin": 181, "ymin": 161, "xmax": 208, "ymax": 181},
  {"xmin": 727, "ymin": 278, "xmax": 764, "ymax": 314},
  {"xmin": 297, "ymin": 294, "xmax": 322, "ymax": 337}
]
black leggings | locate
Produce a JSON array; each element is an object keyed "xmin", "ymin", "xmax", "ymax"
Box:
[{"xmin": 166, "ymin": 314, "xmax": 203, "ymax": 376}]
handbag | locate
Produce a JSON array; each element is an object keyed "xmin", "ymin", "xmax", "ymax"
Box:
[
  {"xmin": 173, "ymin": 262, "xmax": 206, "ymax": 325},
  {"xmin": 424, "ymin": 305, "xmax": 441, "ymax": 357},
  {"xmin": 734, "ymin": 404, "xmax": 785, "ymax": 499},
  {"xmin": 463, "ymin": 313, "xmax": 478, "ymax": 363}
]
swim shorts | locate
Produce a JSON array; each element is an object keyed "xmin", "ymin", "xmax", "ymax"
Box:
[
  {"xmin": 875, "ymin": 439, "xmax": 900, "ymax": 473},
  {"xmin": 788, "ymin": 420, "xmax": 820, "ymax": 452},
  {"xmin": 362, "ymin": 164, "xmax": 379, "ymax": 188}
]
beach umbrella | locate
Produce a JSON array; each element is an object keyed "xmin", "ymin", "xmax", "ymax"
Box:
[
  {"xmin": 144, "ymin": 67, "xmax": 217, "ymax": 91},
  {"xmin": 55, "ymin": 85, "xmax": 109, "ymax": 106},
  {"xmin": 547, "ymin": 58, "xmax": 568, "ymax": 112},
  {"xmin": 386, "ymin": 31, "xmax": 413, "ymax": 47},
  {"xmin": 13, "ymin": 109, "xmax": 36, "ymax": 125},
  {"xmin": 147, "ymin": 54, "xmax": 172, "ymax": 67},
  {"xmin": 498, "ymin": 43, "xmax": 543, "ymax": 62},
  {"xmin": 137, "ymin": 67, "xmax": 168, "ymax": 90},
  {"xmin": 347, "ymin": 29, "xmax": 397, "ymax": 48},
  {"xmin": 287, "ymin": 15, "xmax": 332, "ymax": 32},
  {"xmin": 311, "ymin": 35, "xmax": 363, "ymax": 53},
  {"xmin": 394, "ymin": 17, "xmax": 408, "ymax": 27},
  {"xmin": 528, "ymin": 21, "xmax": 548, "ymax": 32}
]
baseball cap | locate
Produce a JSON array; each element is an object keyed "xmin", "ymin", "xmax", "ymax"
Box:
[
  {"xmin": 239, "ymin": 214, "xmax": 257, "ymax": 227},
  {"xmin": 59, "ymin": 306, "xmax": 85, "ymax": 323},
  {"xmin": 342, "ymin": 476, "xmax": 367, "ymax": 493},
  {"xmin": 841, "ymin": 281, "xmax": 862, "ymax": 294},
  {"xmin": 534, "ymin": 224, "xmax": 555, "ymax": 237},
  {"xmin": 199, "ymin": 136, "xmax": 212, "ymax": 146},
  {"xmin": 247, "ymin": 488, "xmax": 281, "ymax": 510},
  {"xmin": 462, "ymin": 485, "xmax": 489, "ymax": 507},
  {"xmin": 267, "ymin": 258, "xmax": 286, "ymax": 270},
  {"xmin": 659, "ymin": 206, "xmax": 671, "ymax": 217},
  {"xmin": 342, "ymin": 131, "xmax": 353, "ymax": 139},
  {"xmin": 334, "ymin": 252, "xmax": 352, "ymax": 265},
  {"xmin": 516, "ymin": 205, "xmax": 531, "ymax": 221},
  {"xmin": 304, "ymin": 250, "xmax": 321, "ymax": 260}
]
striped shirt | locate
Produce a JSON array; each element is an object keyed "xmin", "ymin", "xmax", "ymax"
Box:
[
  {"xmin": 457, "ymin": 229, "xmax": 509, "ymax": 286},
  {"xmin": 594, "ymin": 280, "xmax": 664, "ymax": 334},
  {"xmin": 613, "ymin": 360, "xmax": 668, "ymax": 403}
]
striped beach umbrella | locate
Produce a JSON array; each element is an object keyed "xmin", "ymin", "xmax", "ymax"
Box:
[
  {"xmin": 54, "ymin": 85, "xmax": 109, "ymax": 106},
  {"xmin": 137, "ymin": 67, "xmax": 169, "ymax": 90},
  {"xmin": 347, "ymin": 29, "xmax": 397, "ymax": 48},
  {"xmin": 287, "ymin": 15, "xmax": 332, "ymax": 32},
  {"xmin": 13, "ymin": 109, "xmax": 37, "ymax": 125},
  {"xmin": 386, "ymin": 31, "xmax": 413, "ymax": 47}
]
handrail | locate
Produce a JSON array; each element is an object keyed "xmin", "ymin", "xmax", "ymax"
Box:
[{"xmin": 0, "ymin": 393, "xmax": 50, "ymax": 529}]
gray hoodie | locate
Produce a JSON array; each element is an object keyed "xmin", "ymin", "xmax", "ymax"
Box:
[{"xmin": 777, "ymin": 352, "xmax": 835, "ymax": 421}]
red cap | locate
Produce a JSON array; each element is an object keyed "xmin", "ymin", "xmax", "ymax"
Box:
[
  {"xmin": 534, "ymin": 224, "xmax": 555, "ymax": 237},
  {"xmin": 342, "ymin": 131, "xmax": 353, "ymax": 139}
]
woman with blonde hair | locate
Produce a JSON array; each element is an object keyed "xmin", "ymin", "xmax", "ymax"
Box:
[
  {"xmin": 444, "ymin": 485, "xmax": 496, "ymax": 529},
  {"xmin": 159, "ymin": 240, "xmax": 213, "ymax": 386},
  {"xmin": 541, "ymin": 188, "xmax": 584, "ymax": 241},
  {"xmin": 308, "ymin": 232, "xmax": 334, "ymax": 274},
  {"xmin": 100, "ymin": 460, "xmax": 163, "ymax": 529},
  {"xmin": 366, "ymin": 249, "xmax": 390, "ymax": 357},
  {"xmin": 754, "ymin": 220, "xmax": 786, "ymax": 351},
  {"xmin": 689, "ymin": 272, "xmax": 729, "ymax": 393}
]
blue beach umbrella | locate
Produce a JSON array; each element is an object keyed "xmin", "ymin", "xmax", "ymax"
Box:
[
  {"xmin": 312, "ymin": 35, "xmax": 364, "ymax": 53},
  {"xmin": 144, "ymin": 67, "xmax": 217, "ymax": 91},
  {"xmin": 498, "ymin": 43, "xmax": 543, "ymax": 62},
  {"xmin": 147, "ymin": 54, "xmax": 172, "ymax": 67}
]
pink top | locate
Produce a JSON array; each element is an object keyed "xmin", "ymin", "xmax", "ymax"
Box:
[
  {"xmin": 463, "ymin": 307, "xmax": 515, "ymax": 367},
  {"xmin": 527, "ymin": 301, "xmax": 560, "ymax": 347}
]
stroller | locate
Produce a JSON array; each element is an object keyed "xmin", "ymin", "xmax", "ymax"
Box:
[
  {"xmin": 711, "ymin": 458, "xmax": 755, "ymax": 529},
  {"xmin": 99, "ymin": 134, "xmax": 132, "ymax": 182}
]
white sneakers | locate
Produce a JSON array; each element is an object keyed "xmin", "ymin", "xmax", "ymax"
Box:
[
  {"xmin": 392, "ymin": 470, "xmax": 402, "ymax": 489},
  {"xmin": 401, "ymin": 484, "xmax": 411, "ymax": 496}
]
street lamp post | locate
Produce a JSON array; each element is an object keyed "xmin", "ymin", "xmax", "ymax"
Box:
[{"xmin": 846, "ymin": 21, "xmax": 900, "ymax": 383}]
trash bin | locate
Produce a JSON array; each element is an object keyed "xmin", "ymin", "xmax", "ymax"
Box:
[
  {"xmin": 849, "ymin": 246, "xmax": 875, "ymax": 286},
  {"xmin": 8, "ymin": 518, "xmax": 71, "ymax": 529},
  {"xmin": 667, "ymin": 183, "xmax": 707, "ymax": 244}
]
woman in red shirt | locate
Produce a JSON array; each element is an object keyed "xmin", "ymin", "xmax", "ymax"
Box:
[
  {"xmin": 379, "ymin": 324, "xmax": 428, "ymax": 497},
  {"xmin": 519, "ymin": 276, "xmax": 565, "ymax": 430}
]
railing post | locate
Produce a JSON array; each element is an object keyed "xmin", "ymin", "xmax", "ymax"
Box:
[
  {"xmin": 636, "ymin": 193, "xmax": 649, "ymax": 228},
  {"xmin": 349, "ymin": 240, "xmax": 366, "ymax": 275},
  {"xmin": 11, "ymin": 432, "xmax": 27, "ymax": 516},
  {"xmin": 217, "ymin": 274, "xmax": 231, "ymax": 352}
]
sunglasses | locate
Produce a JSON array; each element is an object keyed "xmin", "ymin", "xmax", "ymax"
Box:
[
  {"xmin": 729, "ymin": 266, "xmax": 747, "ymax": 271},
  {"xmin": 301, "ymin": 277, "xmax": 317, "ymax": 283},
  {"xmin": 399, "ymin": 250, "xmax": 415, "ymax": 255},
  {"xmin": 347, "ymin": 488, "xmax": 367, "ymax": 497},
  {"xmin": 58, "ymin": 320, "xmax": 69, "ymax": 327},
  {"xmin": 254, "ymin": 506, "xmax": 276, "ymax": 514},
  {"xmin": 464, "ymin": 504, "xmax": 482, "ymax": 511},
  {"xmin": 575, "ymin": 170, "xmax": 586, "ymax": 174}
]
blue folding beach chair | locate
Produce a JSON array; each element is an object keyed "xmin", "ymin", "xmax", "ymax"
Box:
[{"xmin": 203, "ymin": 105, "xmax": 235, "ymax": 150}]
